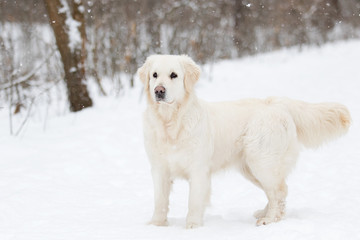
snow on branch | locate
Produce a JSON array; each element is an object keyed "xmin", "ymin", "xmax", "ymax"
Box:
[{"xmin": 59, "ymin": 0, "xmax": 81, "ymax": 53}]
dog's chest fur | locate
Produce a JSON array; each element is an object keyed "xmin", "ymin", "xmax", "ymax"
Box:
[
  {"xmin": 148, "ymin": 124, "xmax": 199, "ymax": 178},
  {"xmin": 143, "ymin": 102, "xmax": 212, "ymax": 178}
]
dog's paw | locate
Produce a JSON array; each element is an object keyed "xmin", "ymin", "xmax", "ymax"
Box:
[
  {"xmin": 148, "ymin": 219, "xmax": 168, "ymax": 227},
  {"xmin": 186, "ymin": 221, "xmax": 202, "ymax": 229},
  {"xmin": 186, "ymin": 215, "xmax": 203, "ymax": 229},
  {"xmin": 256, "ymin": 217, "xmax": 280, "ymax": 226}
]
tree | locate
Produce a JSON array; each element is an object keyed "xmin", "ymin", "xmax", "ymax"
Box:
[{"xmin": 44, "ymin": 0, "xmax": 92, "ymax": 112}]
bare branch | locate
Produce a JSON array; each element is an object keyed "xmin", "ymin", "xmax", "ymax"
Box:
[
  {"xmin": 14, "ymin": 97, "xmax": 34, "ymax": 136},
  {"xmin": 0, "ymin": 49, "xmax": 57, "ymax": 90}
]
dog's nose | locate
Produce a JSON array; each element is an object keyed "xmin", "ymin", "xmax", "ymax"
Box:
[{"xmin": 154, "ymin": 86, "xmax": 166, "ymax": 100}]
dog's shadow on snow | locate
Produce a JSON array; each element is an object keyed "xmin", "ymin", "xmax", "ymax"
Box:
[
  {"xmin": 165, "ymin": 208, "xmax": 315, "ymax": 229},
  {"xmin": 167, "ymin": 214, "xmax": 255, "ymax": 229}
]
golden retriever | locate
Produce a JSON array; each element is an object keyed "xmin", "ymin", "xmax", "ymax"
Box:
[{"xmin": 137, "ymin": 54, "xmax": 351, "ymax": 228}]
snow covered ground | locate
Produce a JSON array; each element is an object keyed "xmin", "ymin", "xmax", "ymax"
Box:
[{"xmin": 1, "ymin": 40, "xmax": 360, "ymax": 240}]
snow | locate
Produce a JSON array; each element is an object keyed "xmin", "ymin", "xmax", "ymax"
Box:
[{"xmin": 1, "ymin": 40, "xmax": 360, "ymax": 239}]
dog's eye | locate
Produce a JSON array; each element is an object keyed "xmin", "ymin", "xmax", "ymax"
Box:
[
  {"xmin": 170, "ymin": 72, "xmax": 177, "ymax": 79},
  {"xmin": 153, "ymin": 72, "xmax": 157, "ymax": 78}
]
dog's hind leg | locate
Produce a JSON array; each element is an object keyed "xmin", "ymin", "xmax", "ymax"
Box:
[
  {"xmin": 255, "ymin": 181, "xmax": 288, "ymax": 226},
  {"xmin": 243, "ymin": 110, "xmax": 298, "ymax": 225},
  {"xmin": 244, "ymin": 160, "xmax": 287, "ymax": 223},
  {"xmin": 237, "ymin": 162, "xmax": 271, "ymax": 220},
  {"xmin": 246, "ymin": 153, "xmax": 291, "ymax": 225},
  {"xmin": 238, "ymin": 163, "xmax": 268, "ymax": 219}
]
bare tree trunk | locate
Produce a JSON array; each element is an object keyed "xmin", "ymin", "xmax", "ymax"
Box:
[{"xmin": 44, "ymin": 0, "xmax": 92, "ymax": 112}]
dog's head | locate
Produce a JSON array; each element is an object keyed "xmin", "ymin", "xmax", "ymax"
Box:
[{"xmin": 138, "ymin": 55, "xmax": 201, "ymax": 105}]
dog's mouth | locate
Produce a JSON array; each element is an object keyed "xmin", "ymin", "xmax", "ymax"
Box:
[{"xmin": 156, "ymin": 99, "xmax": 174, "ymax": 105}]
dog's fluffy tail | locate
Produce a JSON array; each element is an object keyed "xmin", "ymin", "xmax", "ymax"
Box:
[{"xmin": 282, "ymin": 98, "xmax": 351, "ymax": 148}]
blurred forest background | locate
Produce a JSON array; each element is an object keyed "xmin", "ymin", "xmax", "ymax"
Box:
[{"xmin": 0, "ymin": 0, "xmax": 360, "ymax": 127}]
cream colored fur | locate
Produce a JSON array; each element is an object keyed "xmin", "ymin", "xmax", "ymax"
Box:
[{"xmin": 138, "ymin": 55, "xmax": 351, "ymax": 228}]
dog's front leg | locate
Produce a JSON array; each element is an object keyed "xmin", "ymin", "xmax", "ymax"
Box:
[
  {"xmin": 186, "ymin": 171, "xmax": 211, "ymax": 229},
  {"xmin": 150, "ymin": 166, "xmax": 171, "ymax": 226}
]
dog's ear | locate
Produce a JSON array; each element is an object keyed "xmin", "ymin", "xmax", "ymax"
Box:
[
  {"xmin": 137, "ymin": 56, "xmax": 155, "ymax": 88},
  {"xmin": 180, "ymin": 55, "xmax": 201, "ymax": 93}
]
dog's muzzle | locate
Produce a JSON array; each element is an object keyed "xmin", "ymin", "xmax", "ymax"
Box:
[{"xmin": 154, "ymin": 86, "xmax": 166, "ymax": 101}]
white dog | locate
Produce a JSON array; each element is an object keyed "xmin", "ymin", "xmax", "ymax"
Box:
[{"xmin": 138, "ymin": 55, "xmax": 351, "ymax": 228}]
